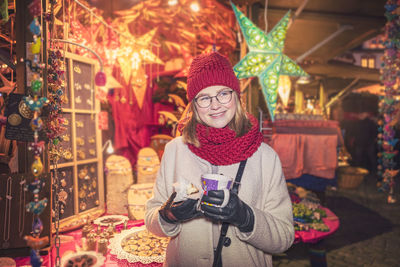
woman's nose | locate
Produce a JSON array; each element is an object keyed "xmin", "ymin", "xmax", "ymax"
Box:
[{"xmin": 209, "ymin": 97, "xmax": 221, "ymax": 109}]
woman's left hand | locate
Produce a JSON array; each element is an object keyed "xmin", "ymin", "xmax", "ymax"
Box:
[{"xmin": 200, "ymin": 190, "xmax": 254, "ymax": 232}]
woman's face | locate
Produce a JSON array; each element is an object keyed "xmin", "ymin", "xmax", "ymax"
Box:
[{"xmin": 194, "ymin": 85, "xmax": 237, "ymax": 128}]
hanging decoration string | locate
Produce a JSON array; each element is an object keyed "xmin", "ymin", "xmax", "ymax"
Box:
[
  {"xmin": 264, "ymin": 0, "xmax": 268, "ymax": 33},
  {"xmin": 2, "ymin": 176, "xmax": 12, "ymax": 248},
  {"xmin": 377, "ymin": 0, "xmax": 400, "ymax": 204},
  {"xmin": 24, "ymin": 1, "xmax": 51, "ymax": 266}
]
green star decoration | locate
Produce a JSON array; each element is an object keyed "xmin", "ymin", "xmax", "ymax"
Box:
[{"xmin": 231, "ymin": 3, "xmax": 308, "ymax": 121}]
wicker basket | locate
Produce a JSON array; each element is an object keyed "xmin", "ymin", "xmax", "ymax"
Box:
[{"xmin": 337, "ymin": 166, "xmax": 368, "ymax": 189}]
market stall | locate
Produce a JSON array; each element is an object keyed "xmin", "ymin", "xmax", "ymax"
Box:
[
  {"xmin": 1, "ymin": 0, "xmax": 394, "ymax": 265},
  {"xmin": 268, "ymin": 117, "xmax": 343, "ymax": 192}
]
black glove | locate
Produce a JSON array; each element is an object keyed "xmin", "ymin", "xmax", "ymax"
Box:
[
  {"xmin": 159, "ymin": 192, "xmax": 202, "ymax": 224},
  {"xmin": 200, "ymin": 190, "xmax": 254, "ymax": 232}
]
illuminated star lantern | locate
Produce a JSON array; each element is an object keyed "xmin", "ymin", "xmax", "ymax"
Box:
[
  {"xmin": 231, "ymin": 3, "xmax": 308, "ymax": 121},
  {"xmin": 117, "ymin": 27, "xmax": 164, "ymax": 84}
]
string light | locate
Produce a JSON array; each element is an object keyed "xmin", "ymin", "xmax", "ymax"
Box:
[
  {"xmin": 190, "ymin": 2, "xmax": 200, "ymax": 12},
  {"xmin": 168, "ymin": 0, "xmax": 178, "ymax": 6}
]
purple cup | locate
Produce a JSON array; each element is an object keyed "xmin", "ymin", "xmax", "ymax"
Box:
[{"xmin": 200, "ymin": 174, "xmax": 233, "ymax": 192}]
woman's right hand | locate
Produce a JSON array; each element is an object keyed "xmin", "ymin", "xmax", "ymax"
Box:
[{"xmin": 159, "ymin": 192, "xmax": 202, "ymax": 223}]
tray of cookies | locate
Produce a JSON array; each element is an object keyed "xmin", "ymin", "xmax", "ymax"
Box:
[{"xmin": 108, "ymin": 226, "xmax": 169, "ymax": 264}]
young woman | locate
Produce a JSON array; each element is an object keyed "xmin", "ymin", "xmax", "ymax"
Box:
[{"xmin": 145, "ymin": 52, "xmax": 294, "ymax": 267}]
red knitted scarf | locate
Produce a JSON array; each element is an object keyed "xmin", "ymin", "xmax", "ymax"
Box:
[{"xmin": 188, "ymin": 114, "xmax": 263, "ymax": 165}]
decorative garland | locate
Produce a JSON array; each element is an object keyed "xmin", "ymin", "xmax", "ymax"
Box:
[
  {"xmin": 24, "ymin": 1, "xmax": 49, "ymax": 266},
  {"xmin": 377, "ymin": 0, "xmax": 400, "ymax": 203}
]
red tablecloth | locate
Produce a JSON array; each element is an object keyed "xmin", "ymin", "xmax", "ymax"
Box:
[{"xmin": 294, "ymin": 207, "xmax": 340, "ymax": 244}]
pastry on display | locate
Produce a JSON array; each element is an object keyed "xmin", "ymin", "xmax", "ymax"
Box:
[
  {"xmin": 93, "ymin": 215, "xmax": 129, "ymax": 227},
  {"xmin": 109, "ymin": 226, "xmax": 169, "ymax": 264},
  {"xmin": 60, "ymin": 251, "xmax": 105, "ymax": 267},
  {"xmin": 120, "ymin": 229, "xmax": 168, "ymax": 257}
]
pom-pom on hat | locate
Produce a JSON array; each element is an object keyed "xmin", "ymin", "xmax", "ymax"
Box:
[{"xmin": 187, "ymin": 52, "xmax": 240, "ymax": 102}]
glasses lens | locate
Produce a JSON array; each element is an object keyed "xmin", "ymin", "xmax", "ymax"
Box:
[
  {"xmin": 196, "ymin": 96, "xmax": 211, "ymax": 108},
  {"xmin": 216, "ymin": 90, "xmax": 233, "ymax": 104}
]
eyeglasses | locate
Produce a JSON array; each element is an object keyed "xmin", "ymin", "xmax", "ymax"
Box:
[{"xmin": 194, "ymin": 90, "xmax": 234, "ymax": 108}]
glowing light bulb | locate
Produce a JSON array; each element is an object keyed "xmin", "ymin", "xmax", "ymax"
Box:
[
  {"xmin": 106, "ymin": 143, "xmax": 114, "ymax": 154},
  {"xmin": 168, "ymin": 0, "xmax": 178, "ymax": 6},
  {"xmin": 190, "ymin": 2, "xmax": 200, "ymax": 12}
]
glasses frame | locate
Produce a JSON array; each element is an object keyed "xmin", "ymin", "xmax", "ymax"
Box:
[{"xmin": 194, "ymin": 90, "xmax": 234, "ymax": 108}]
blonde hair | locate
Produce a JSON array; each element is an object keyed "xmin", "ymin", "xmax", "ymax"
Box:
[{"xmin": 182, "ymin": 93, "xmax": 252, "ymax": 147}]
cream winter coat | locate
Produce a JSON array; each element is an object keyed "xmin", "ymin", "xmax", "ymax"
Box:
[{"xmin": 145, "ymin": 137, "xmax": 294, "ymax": 267}]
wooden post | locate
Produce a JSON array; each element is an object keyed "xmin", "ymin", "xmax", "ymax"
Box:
[{"xmin": 15, "ymin": 0, "xmax": 30, "ymax": 173}]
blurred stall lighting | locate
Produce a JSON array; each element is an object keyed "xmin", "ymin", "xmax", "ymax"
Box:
[
  {"xmin": 277, "ymin": 75, "xmax": 291, "ymax": 107},
  {"xmin": 296, "ymin": 76, "xmax": 311, "ymax": 84},
  {"xmin": 190, "ymin": 2, "xmax": 200, "ymax": 12},
  {"xmin": 306, "ymin": 99, "xmax": 314, "ymax": 111},
  {"xmin": 168, "ymin": 0, "xmax": 178, "ymax": 5}
]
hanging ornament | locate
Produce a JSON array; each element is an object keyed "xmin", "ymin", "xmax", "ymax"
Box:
[
  {"xmin": 131, "ymin": 66, "xmax": 147, "ymax": 109},
  {"xmin": 31, "ymin": 157, "xmax": 43, "ymax": 177},
  {"xmin": 31, "ymin": 36, "xmax": 41, "ymax": 55},
  {"xmin": 231, "ymin": 3, "xmax": 308, "ymax": 121},
  {"xmin": 95, "ymin": 71, "xmax": 107, "ymax": 86},
  {"xmin": 29, "ymin": 17, "xmax": 41, "ymax": 36},
  {"xmin": 31, "ymin": 79, "xmax": 43, "ymax": 93}
]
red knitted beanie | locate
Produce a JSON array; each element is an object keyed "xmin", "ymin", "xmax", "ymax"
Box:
[{"xmin": 187, "ymin": 52, "xmax": 240, "ymax": 102}]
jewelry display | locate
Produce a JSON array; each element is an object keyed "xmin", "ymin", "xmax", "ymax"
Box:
[
  {"xmin": 76, "ymin": 137, "xmax": 85, "ymax": 146},
  {"xmin": 2, "ymin": 176, "xmax": 12, "ymax": 249},
  {"xmin": 18, "ymin": 178, "xmax": 27, "ymax": 237},
  {"xmin": 80, "ymin": 201, "xmax": 87, "ymax": 211},
  {"xmin": 18, "ymin": 100, "xmax": 34, "ymax": 119},
  {"xmin": 61, "ymin": 94, "xmax": 69, "ymax": 104},
  {"xmin": 62, "ymin": 134, "xmax": 70, "ymax": 142},
  {"xmin": 74, "ymin": 82, "xmax": 82, "ymax": 90},
  {"xmin": 38, "ymin": 28, "xmax": 105, "ymax": 237},
  {"xmin": 77, "ymin": 150, "xmax": 86, "ymax": 159},
  {"xmin": 90, "ymin": 166, "xmax": 96, "ymax": 173},
  {"xmin": 78, "ymin": 167, "xmax": 88, "ymax": 179},
  {"xmin": 63, "ymin": 149, "xmax": 73, "ymax": 160},
  {"xmin": 75, "ymin": 95, "xmax": 82, "ymax": 104},
  {"xmin": 8, "ymin": 113, "xmax": 22, "ymax": 126},
  {"xmin": 79, "ymin": 189, "xmax": 86, "ymax": 199},
  {"xmin": 58, "ymin": 189, "xmax": 68, "ymax": 214}
]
